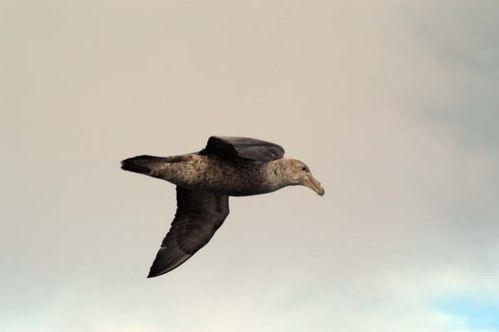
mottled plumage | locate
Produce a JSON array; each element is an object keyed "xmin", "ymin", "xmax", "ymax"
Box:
[{"xmin": 121, "ymin": 136, "xmax": 324, "ymax": 278}]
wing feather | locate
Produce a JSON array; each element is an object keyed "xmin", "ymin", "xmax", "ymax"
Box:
[
  {"xmin": 200, "ymin": 136, "xmax": 285, "ymax": 162},
  {"xmin": 147, "ymin": 187, "xmax": 229, "ymax": 278}
]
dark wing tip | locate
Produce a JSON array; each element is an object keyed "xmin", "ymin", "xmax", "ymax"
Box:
[
  {"xmin": 146, "ymin": 257, "xmax": 171, "ymax": 278},
  {"xmin": 146, "ymin": 262, "xmax": 184, "ymax": 279},
  {"xmin": 147, "ymin": 270, "xmax": 163, "ymax": 278},
  {"xmin": 147, "ymin": 263, "xmax": 169, "ymax": 279},
  {"xmin": 146, "ymin": 247, "xmax": 193, "ymax": 278}
]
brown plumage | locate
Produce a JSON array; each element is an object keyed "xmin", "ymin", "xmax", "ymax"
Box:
[{"xmin": 121, "ymin": 136, "xmax": 324, "ymax": 278}]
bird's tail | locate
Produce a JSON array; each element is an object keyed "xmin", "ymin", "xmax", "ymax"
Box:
[{"xmin": 121, "ymin": 155, "xmax": 170, "ymax": 175}]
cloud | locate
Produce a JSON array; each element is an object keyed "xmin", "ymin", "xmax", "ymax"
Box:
[{"xmin": 1, "ymin": 0, "xmax": 498, "ymax": 331}]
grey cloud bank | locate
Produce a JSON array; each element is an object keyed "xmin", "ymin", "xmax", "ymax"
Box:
[{"xmin": 1, "ymin": 1, "xmax": 498, "ymax": 331}]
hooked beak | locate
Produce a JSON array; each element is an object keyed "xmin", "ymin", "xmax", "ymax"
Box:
[{"xmin": 303, "ymin": 174, "xmax": 325, "ymax": 196}]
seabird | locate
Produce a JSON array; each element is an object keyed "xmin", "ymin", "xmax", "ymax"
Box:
[{"xmin": 121, "ymin": 136, "xmax": 325, "ymax": 278}]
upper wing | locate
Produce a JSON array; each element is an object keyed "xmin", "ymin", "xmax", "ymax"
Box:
[
  {"xmin": 199, "ymin": 136, "xmax": 285, "ymax": 162},
  {"xmin": 147, "ymin": 187, "xmax": 230, "ymax": 278}
]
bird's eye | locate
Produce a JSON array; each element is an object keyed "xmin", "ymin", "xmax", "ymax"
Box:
[{"xmin": 302, "ymin": 167, "xmax": 308, "ymax": 171}]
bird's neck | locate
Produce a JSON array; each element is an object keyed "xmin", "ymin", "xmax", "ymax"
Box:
[{"xmin": 263, "ymin": 159, "xmax": 293, "ymax": 191}]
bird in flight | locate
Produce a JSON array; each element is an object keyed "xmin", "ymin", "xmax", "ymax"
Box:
[{"xmin": 121, "ymin": 136, "xmax": 325, "ymax": 278}]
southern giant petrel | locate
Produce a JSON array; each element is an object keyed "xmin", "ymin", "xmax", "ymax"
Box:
[{"xmin": 121, "ymin": 136, "xmax": 324, "ymax": 278}]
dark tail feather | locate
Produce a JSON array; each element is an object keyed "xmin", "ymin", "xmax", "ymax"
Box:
[{"xmin": 121, "ymin": 155, "xmax": 169, "ymax": 175}]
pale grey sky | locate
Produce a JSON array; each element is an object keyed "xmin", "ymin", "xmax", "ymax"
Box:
[{"xmin": 1, "ymin": 1, "xmax": 499, "ymax": 331}]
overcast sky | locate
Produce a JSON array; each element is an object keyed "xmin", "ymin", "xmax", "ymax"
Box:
[{"xmin": 1, "ymin": 1, "xmax": 499, "ymax": 331}]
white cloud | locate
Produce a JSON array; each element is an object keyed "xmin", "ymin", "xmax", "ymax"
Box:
[{"xmin": 1, "ymin": 0, "xmax": 498, "ymax": 331}]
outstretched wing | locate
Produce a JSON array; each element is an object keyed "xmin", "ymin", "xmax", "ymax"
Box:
[
  {"xmin": 148, "ymin": 187, "xmax": 230, "ymax": 278},
  {"xmin": 200, "ymin": 136, "xmax": 285, "ymax": 162}
]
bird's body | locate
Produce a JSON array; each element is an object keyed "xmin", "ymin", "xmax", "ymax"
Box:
[
  {"xmin": 136, "ymin": 153, "xmax": 282, "ymax": 196},
  {"xmin": 122, "ymin": 136, "xmax": 324, "ymax": 278}
]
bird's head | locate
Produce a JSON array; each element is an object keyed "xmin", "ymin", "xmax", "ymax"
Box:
[{"xmin": 279, "ymin": 159, "xmax": 325, "ymax": 196}]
